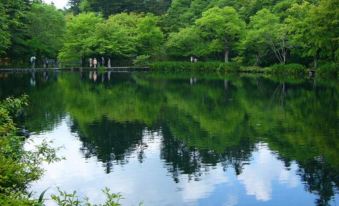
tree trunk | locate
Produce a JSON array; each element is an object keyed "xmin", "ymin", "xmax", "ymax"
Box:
[
  {"xmin": 224, "ymin": 48, "xmax": 229, "ymax": 63},
  {"xmin": 282, "ymin": 50, "xmax": 286, "ymax": 64},
  {"xmin": 255, "ymin": 54, "xmax": 260, "ymax": 66},
  {"xmin": 314, "ymin": 57, "xmax": 317, "ymax": 68},
  {"xmin": 314, "ymin": 50, "xmax": 319, "ymax": 68},
  {"xmin": 224, "ymin": 80, "xmax": 228, "ymax": 90}
]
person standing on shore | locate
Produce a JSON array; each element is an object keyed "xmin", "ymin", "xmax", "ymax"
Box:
[
  {"xmin": 93, "ymin": 58, "xmax": 97, "ymax": 68},
  {"xmin": 89, "ymin": 58, "xmax": 93, "ymax": 68},
  {"xmin": 101, "ymin": 57, "xmax": 105, "ymax": 67},
  {"xmin": 30, "ymin": 56, "xmax": 36, "ymax": 69},
  {"xmin": 107, "ymin": 58, "xmax": 111, "ymax": 68}
]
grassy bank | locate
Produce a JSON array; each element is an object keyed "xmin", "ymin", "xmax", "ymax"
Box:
[{"xmin": 149, "ymin": 61, "xmax": 338, "ymax": 77}]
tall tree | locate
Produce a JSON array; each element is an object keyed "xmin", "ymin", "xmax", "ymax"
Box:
[
  {"xmin": 27, "ymin": 2, "xmax": 66, "ymax": 58},
  {"xmin": 135, "ymin": 15, "xmax": 164, "ymax": 56},
  {"xmin": 1, "ymin": 0, "xmax": 31, "ymax": 61},
  {"xmin": 311, "ymin": 0, "xmax": 339, "ymax": 62},
  {"xmin": 161, "ymin": 0, "xmax": 191, "ymax": 33},
  {"xmin": 166, "ymin": 27, "xmax": 205, "ymax": 58},
  {"xmin": 93, "ymin": 13, "xmax": 139, "ymax": 58},
  {"xmin": 246, "ymin": 9, "xmax": 290, "ymax": 64},
  {"xmin": 196, "ymin": 6, "xmax": 245, "ymax": 62},
  {"xmin": 58, "ymin": 13, "xmax": 104, "ymax": 63},
  {"xmin": 68, "ymin": 0, "xmax": 81, "ymax": 14},
  {"xmin": 286, "ymin": 2, "xmax": 319, "ymax": 66}
]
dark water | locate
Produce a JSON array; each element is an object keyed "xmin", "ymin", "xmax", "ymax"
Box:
[{"xmin": 0, "ymin": 71, "xmax": 338, "ymax": 206}]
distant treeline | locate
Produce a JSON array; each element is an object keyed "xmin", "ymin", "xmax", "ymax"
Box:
[{"xmin": 0, "ymin": 0, "xmax": 338, "ymax": 68}]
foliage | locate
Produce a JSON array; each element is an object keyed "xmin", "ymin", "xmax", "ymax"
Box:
[
  {"xmin": 133, "ymin": 55, "xmax": 151, "ymax": 66},
  {"xmin": 0, "ymin": 2, "xmax": 10, "ymax": 55},
  {"xmin": 150, "ymin": 61, "xmax": 240, "ymax": 71},
  {"xmin": 0, "ymin": 0, "xmax": 338, "ymax": 70},
  {"xmin": 79, "ymin": 0, "xmax": 171, "ymax": 17},
  {"xmin": 268, "ymin": 63, "xmax": 307, "ymax": 74},
  {"xmin": 93, "ymin": 13, "xmax": 138, "ymax": 58},
  {"xmin": 135, "ymin": 15, "xmax": 164, "ymax": 56},
  {"xmin": 58, "ymin": 13, "xmax": 104, "ymax": 63},
  {"xmin": 195, "ymin": 6, "xmax": 245, "ymax": 62},
  {"xmin": 59, "ymin": 13, "xmax": 164, "ymax": 64},
  {"xmin": 26, "ymin": 3, "xmax": 66, "ymax": 58},
  {"xmin": 245, "ymin": 9, "xmax": 290, "ymax": 64},
  {"xmin": 0, "ymin": 0, "xmax": 30, "ymax": 61},
  {"xmin": 317, "ymin": 62, "xmax": 339, "ymax": 77},
  {"xmin": 166, "ymin": 27, "xmax": 205, "ymax": 57},
  {"xmin": 51, "ymin": 187, "xmax": 122, "ymax": 206}
]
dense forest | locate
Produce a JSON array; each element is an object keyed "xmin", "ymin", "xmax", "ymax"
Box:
[{"xmin": 0, "ymin": 0, "xmax": 338, "ymax": 68}]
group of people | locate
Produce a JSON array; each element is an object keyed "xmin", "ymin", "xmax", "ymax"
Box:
[
  {"xmin": 190, "ymin": 56, "xmax": 198, "ymax": 63},
  {"xmin": 89, "ymin": 57, "xmax": 111, "ymax": 68},
  {"xmin": 30, "ymin": 56, "xmax": 56, "ymax": 68}
]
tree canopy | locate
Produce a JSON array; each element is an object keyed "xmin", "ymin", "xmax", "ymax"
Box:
[{"xmin": 0, "ymin": 0, "xmax": 337, "ymax": 68}]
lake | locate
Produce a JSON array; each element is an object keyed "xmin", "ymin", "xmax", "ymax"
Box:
[{"xmin": 0, "ymin": 71, "xmax": 338, "ymax": 206}]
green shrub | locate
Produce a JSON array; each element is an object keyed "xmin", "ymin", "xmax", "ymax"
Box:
[
  {"xmin": 51, "ymin": 187, "xmax": 123, "ymax": 206},
  {"xmin": 0, "ymin": 96, "xmax": 60, "ymax": 205},
  {"xmin": 149, "ymin": 61, "xmax": 240, "ymax": 72},
  {"xmin": 268, "ymin": 63, "xmax": 306, "ymax": 75},
  {"xmin": 239, "ymin": 66, "xmax": 264, "ymax": 73},
  {"xmin": 133, "ymin": 55, "xmax": 151, "ymax": 66},
  {"xmin": 317, "ymin": 62, "xmax": 338, "ymax": 77}
]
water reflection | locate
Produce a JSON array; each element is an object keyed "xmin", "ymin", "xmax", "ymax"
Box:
[
  {"xmin": 71, "ymin": 118, "xmax": 147, "ymax": 173},
  {"xmin": 0, "ymin": 71, "xmax": 337, "ymax": 205}
]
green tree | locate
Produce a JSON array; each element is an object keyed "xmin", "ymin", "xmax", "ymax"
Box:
[
  {"xmin": 27, "ymin": 2, "xmax": 66, "ymax": 59},
  {"xmin": 195, "ymin": 6, "xmax": 245, "ymax": 62},
  {"xmin": 68, "ymin": 0, "xmax": 81, "ymax": 14},
  {"xmin": 135, "ymin": 14, "xmax": 164, "ymax": 57},
  {"xmin": 287, "ymin": 0, "xmax": 339, "ymax": 66},
  {"xmin": 240, "ymin": 26, "xmax": 269, "ymax": 66},
  {"xmin": 79, "ymin": 0, "xmax": 170, "ymax": 17},
  {"xmin": 166, "ymin": 27, "xmax": 205, "ymax": 57},
  {"xmin": 58, "ymin": 13, "xmax": 104, "ymax": 63},
  {"xmin": 0, "ymin": 2, "xmax": 10, "ymax": 55},
  {"xmin": 286, "ymin": 2, "xmax": 318, "ymax": 66},
  {"xmin": 246, "ymin": 9, "xmax": 290, "ymax": 64},
  {"xmin": 1, "ymin": 0, "xmax": 31, "ymax": 61},
  {"xmin": 311, "ymin": 0, "xmax": 339, "ymax": 62},
  {"xmin": 161, "ymin": 0, "xmax": 191, "ymax": 32},
  {"xmin": 93, "ymin": 13, "xmax": 138, "ymax": 58}
]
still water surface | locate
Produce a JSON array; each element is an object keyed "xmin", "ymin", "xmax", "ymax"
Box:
[{"xmin": 0, "ymin": 71, "xmax": 338, "ymax": 206}]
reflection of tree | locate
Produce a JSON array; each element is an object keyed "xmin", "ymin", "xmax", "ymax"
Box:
[
  {"xmin": 298, "ymin": 159, "xmax": 339, "ymax": 206},
  {"xmin": 160, "ymin": 122, "xmax": 255, "ymax": 182},
  {"xmin": 2, "ymin": 71, "xmax": 338, "ymax": 204},
  {"xmin": 71, "ymin": 117, "xmax": 147, "ymax": 173},
  {"xmin": 160, "ymin": 105, "xmax": 256, "ymax": 181},
  {"xmin": 0, "ymin": 71, "xmax": 64, "ymax": 133},
  {"xmin": 150, "ymin": 74, "xmax": 338, "ymax": 205}
]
